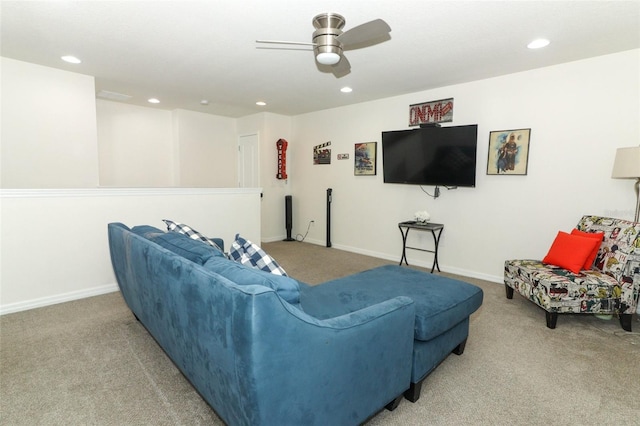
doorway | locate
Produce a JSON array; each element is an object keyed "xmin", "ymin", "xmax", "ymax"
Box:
[{"xmin": 238, "ymin": 133, "xmax": 260, "ymax": 188}]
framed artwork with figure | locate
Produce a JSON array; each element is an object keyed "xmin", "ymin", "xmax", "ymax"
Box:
[
  {"xmin": 354, "ymin": 142, "xmax": 377, "ymax": 175},
  {"xmin": 486, "ymin": 128, "xmax": 531, "ymax": 175}
]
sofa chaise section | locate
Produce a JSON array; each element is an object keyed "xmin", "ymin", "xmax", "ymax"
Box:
[{"xmin": 299, "ymin": 265, "xmax": 484, "ymax": 403}]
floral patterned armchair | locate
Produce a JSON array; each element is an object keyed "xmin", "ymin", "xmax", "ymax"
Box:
[{"xmin": 504, "ymin": 215, "xmax": 640, "ymax": 331}]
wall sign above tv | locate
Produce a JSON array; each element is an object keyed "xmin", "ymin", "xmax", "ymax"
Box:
[{"xmin": 408, "ymin": 98, "xmax": 454, "ymax": 126}]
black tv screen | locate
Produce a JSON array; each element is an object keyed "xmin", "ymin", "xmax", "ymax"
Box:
[{"xmin": 382, "ymin": 125, "xmax": 478, "ymax": 187}]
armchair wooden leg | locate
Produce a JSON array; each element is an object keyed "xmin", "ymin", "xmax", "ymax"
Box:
[
  {"xmin": 619, "ymin": 314, "xmax": 632, "ymax": 332},
  {"xmin": 505, "ymin": 284, "xmax": 514, "ymax": 299},
  {"xmin": 545, "ymin": 311, "xmax": 558, "ymax": 329}
]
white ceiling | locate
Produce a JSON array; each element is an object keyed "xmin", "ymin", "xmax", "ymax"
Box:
[{"xmin": 2, "ymin": 1, "xmax": 639, "ymax": 118}]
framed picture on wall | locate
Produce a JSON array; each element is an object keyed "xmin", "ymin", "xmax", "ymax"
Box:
[
  {"xmin": 313, "ymin": 141, "xmax": 332, "ymax": 165},
  {"xmin": 354, "ymin": 142, "xmax": 377, "ymax": 175},
  {"xmin": 486, "ymin": 128, "xmax": 531, "ymax": 175}
]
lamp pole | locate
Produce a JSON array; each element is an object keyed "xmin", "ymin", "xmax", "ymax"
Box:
[{"xmin": 635, "ymin": 178, "xmax": 640, "ymax": 223}]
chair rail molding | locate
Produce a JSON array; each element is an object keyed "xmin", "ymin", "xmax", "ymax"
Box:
[{"xmin": 0, "ymin": 187, "xmax": 262, "ymax": 198}]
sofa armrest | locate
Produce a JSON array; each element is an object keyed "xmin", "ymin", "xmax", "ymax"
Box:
[
  {"xmin": 246, "ymin": 294, "xmax": 416, "ymax": 425},
  {"xmin": 636, "ymin": 274, "xmax": 640, "ymax": 315},
  {"xmin": 620, "ymin": 255, "xmax": 640, "ymax": 313},
  {"xmin": 288, "ymin": 294, "xmax": 415, "ymax": 328}
]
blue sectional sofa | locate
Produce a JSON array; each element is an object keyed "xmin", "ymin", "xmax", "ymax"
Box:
[{"xmin": 108, "ymin": 222, "xmax": 483, "ymax": 425}]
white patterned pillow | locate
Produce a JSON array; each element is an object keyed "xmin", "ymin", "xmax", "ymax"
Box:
[
  {"xmin": 229, "ymin": 234, "xmax": 288, "ymax": 276},
  {"xmin": 162, "ymin": 219, "xmax": 223, "ymax": 252}
]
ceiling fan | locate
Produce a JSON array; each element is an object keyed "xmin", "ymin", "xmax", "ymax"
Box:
[{"xmin": 256, "ymin": 13, "xmax": 391, "ymax": 78}]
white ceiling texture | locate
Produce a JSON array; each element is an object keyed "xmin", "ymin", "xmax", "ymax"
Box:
[{"xmin": 1, "ymin": 1, "xmax": 639, "ymax": 118}]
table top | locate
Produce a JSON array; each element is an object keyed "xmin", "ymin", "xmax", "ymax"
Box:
[{"xmin": 398, "ymin": 221, "xmax": 444, "ymax": 230}]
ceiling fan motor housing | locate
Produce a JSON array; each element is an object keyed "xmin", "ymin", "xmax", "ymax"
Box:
[
  {"xmin": 312, "ymin": 13, "xmax": 345, "ymax": 63},
  {"xmin": 312, "ymin": 12, "xmax": 345, "ymax": 30}
]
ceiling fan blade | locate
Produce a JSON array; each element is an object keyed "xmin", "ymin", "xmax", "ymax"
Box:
[
  {"xmin": 331, "ymin": 55, "xmax": 351, "ymax": 78},
  {"xmin": 335, "ymin": 19, "xmax": 391, "ymax": 48},
  {"xmin": 256, "ymin": 39, "xmax": 315, "ymax": 47}
]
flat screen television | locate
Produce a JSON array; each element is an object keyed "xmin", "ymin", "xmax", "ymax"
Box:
[{"xmin": 382, "ymin": 124, "xmax": 478, "ymax": 187}]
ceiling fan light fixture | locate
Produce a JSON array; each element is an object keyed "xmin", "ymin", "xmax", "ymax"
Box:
[
  {"xmin": 316, "ymin": 52, "xmax": 341, "ymax": 65},
  {"xmin": 314, "ymin": 42, "xmax": 342, "ymax": 65}
]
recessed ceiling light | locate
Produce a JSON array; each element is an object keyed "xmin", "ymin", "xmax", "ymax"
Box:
[
  {"xmin": 256, "ymin": 101, "xmax": 266, "ymax": 106},
  {"xmin": 61, "ymin": 55, "xmax": 81, "ymax": 64},
  {"xmin": 340, "ymin": 87, "xmax": 353, "ymax": 93},
  {"xmin": 200, "ymin": 100, "xmax": 209, "ymax": 105},
  {"xmin": 527, "ymin": 39, "xmax": 550, "ymax": 49},
  {"xmin": 148, "ymin": 98, "xmax": 160, "ymax": 104}
]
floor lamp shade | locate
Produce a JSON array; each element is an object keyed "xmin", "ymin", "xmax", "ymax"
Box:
[
  {"xmin": 612, "ymin": 146, "xmax": 640, "ymax": 222},
  {"xmin": 612, "ymin": 147, "xmax": 640, "ymax": 178}
]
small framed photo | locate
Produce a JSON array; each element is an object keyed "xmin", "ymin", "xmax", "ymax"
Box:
[
  {"xmin": 487, "ymin": 128, "xmax": 531, "ymax": 175},
  {"xmin": 354, "ymin": 142, "xmax": 377, "ymax": 176}
]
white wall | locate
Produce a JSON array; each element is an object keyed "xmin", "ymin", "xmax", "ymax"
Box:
[
  {"xmin": 288, "ymin": 50, "xmax": 640, "ymax": 282},
  {"xmin": 1, "ymin": 57, "xmax": 99, "ymax": 188},
  {"xmin": 173, "ymin": 109, "xmax": 237, "ymax": 187},
  {"xmin": 96, "ymin": 102, "xmax": 238, "ymax": 188},
  {"xmin": 97, "ymin": 100, "xmax": 175, "ymax": 187},
  {"xmin": 97, "ymin": 100, "xmax": 238, "ymax": 188},
  {"xmin": 0, "ymin": 188, "xmax": 261, "ymax": 314}
]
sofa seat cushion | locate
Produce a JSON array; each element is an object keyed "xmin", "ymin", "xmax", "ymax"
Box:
[
  {"xmin": 504, "ymin": 259, "xmax": 624, "ymax": 313},
  {"xmin": 202, "ymin": 256, "xmax": 300, "ymax": 304},
  {"xmin": 299, "ymin": 265, "xmax": 483, "ymax": 341},
  {"xmin": 131, "ymin": 225, "xmax": 225, "ymax": 264}
]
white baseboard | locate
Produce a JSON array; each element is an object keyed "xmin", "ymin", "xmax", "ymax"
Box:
[
  {"xmin": 261, "ymin": 235, "xmax": 288, "ymax": 243},
  {"xmin": 304, "ymin": 239, "xmax": 504, "ymax": 285},
  {"xmin": 0, "ymin": 283, "xmax": 119, "ymax": 315}
]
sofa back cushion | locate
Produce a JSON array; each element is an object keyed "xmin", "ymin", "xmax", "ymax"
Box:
[
  {"xmin": 577, "ymin": 215, "xmax": 640, "ymax": 281},
  {"xmin": 229, "ymin": 234, "xmax": 288, "ymax": 276},
  {"xmin": 131, "ymin": 225, "xmax": 226, "ymax": 265},
  {"xmin": 203, "ymin": 255, "xmax": 300, "ymax": 304},
  {"xmin": 570, "ymin": 229, "xmax": 604, "ymax": 270},
  {"xmin": 162, "ymin": 219, "xmax": 224, "ymax": 252},
  {"xmin": 542, "ymin": 231, "xmax": 601, "ymax": 274}
]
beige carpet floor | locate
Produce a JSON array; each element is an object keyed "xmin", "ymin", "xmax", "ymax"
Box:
[{"xmin": 1, "ymin": 241, "xmax": 639, "ymax": 425}]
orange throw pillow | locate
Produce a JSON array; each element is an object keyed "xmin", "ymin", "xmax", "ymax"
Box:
[
  {"xmin": 570, "ymin": 229, "xmax": 604, "ymax": 269},
  {"xmin": 542, "ymin": 231, "xmax": 600, "ymax": 274}
]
